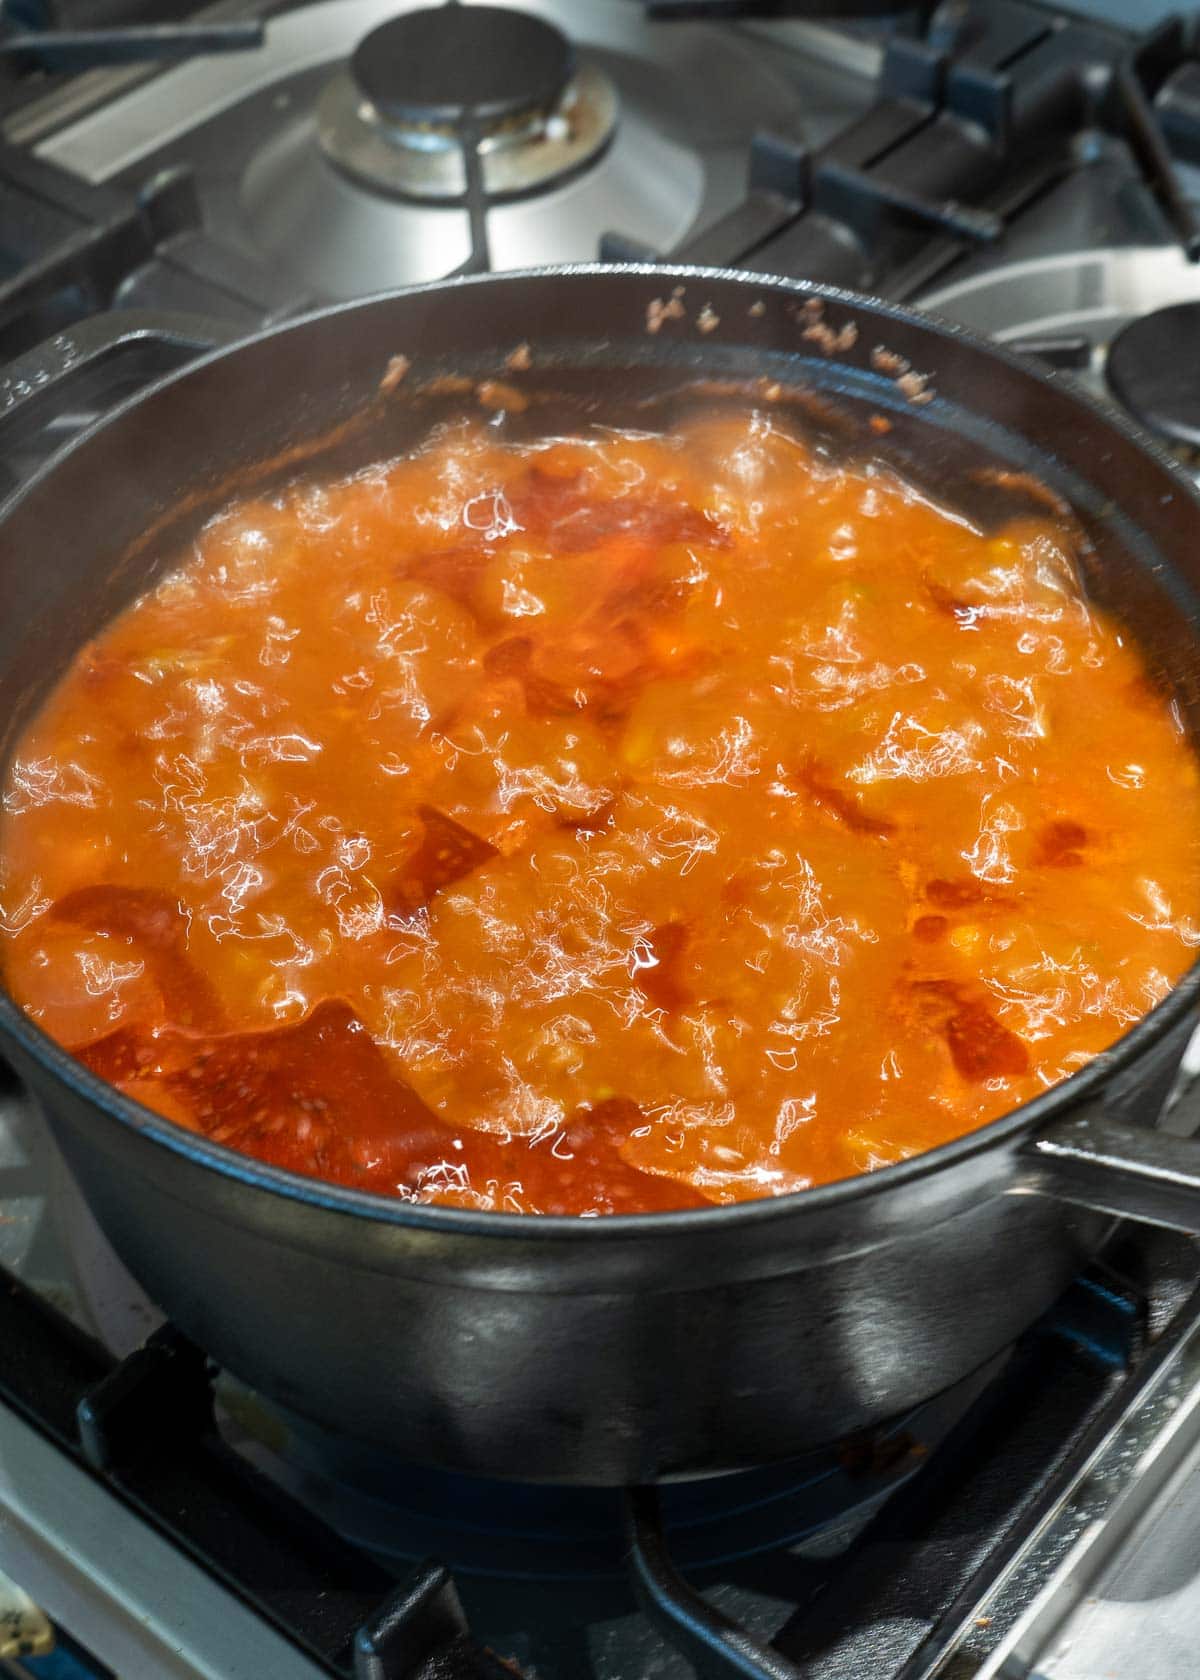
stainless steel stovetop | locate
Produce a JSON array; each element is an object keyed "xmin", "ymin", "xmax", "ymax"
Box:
[{"xmin": 4, "ymin": 3, "xmax": 1200, "ymax": 1678}]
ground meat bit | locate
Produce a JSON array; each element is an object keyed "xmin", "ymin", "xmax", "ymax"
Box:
[
  {"xmin": 379, "ymin": 354, "xmax": 410, "ymax": 396},
  {"xmin": 476, "ymin": 380, "xmax": 528, "ymax": 414}
]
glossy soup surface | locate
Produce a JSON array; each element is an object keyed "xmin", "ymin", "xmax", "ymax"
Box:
[{"xmin": 2, "ymin": 411, "xmax": 1198, "ymax": 1214}]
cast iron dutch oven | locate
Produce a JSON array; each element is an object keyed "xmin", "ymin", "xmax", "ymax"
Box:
[{"xmin": 2, "ymin": 266, "xmax": 1200, "ymax": 1486}]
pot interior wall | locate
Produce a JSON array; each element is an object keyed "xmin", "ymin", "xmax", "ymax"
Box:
[{"xmin": 2, "ymin": 272, "xmax": 1199, "ymax": 762}]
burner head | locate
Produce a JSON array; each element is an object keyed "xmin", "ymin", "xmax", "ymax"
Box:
[
  {"xmin": 1106, "ymin": 302, "xmax": 1200, "ymax": 451},
  {"xmin": 352, "ymin": 4, "xmax": 576, "ymax": 131},
  {"xmin": 241, "ymin": 1378, "xmax": 992, "ymax": 1576},
  {"xmin": 319, "ymin": 5, "xmax": 615, "ymax": 206}
]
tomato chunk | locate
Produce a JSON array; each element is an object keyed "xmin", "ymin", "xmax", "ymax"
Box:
[
  {"xmin": 908, "ymin": 980, "xmax": 1029, "ymax": 1082},
  {"xmin": 542, "ymin": 1098, "xmax": 707, "ymax": 1214},
  {"xmin": 75, "ymin": 999, "xmax": 503, "ymax": 1189},
  {"xmin": 795, "ymin": 758, "xmax": 896, "ymax": 838},
  {"xmin": 387, "ymin": 805, "xmax": 498, "ymax": 920},
  {"xmin": 1035, "ymin": 818, "xmax": 1088, "ymax": 868},
  {"xmin": 78, "ymin": 1007, "xmax": 699, "ymax": 1212},
  {"xmin": 507, "ymin": 468, "xmax": 727, "ymax": 555},
  {"xmin": 51, "ymin": 885, "xmax": 224, "ymax": 1031},
  {"xmin": 632, "ymin": 922, "xmax": 692, "ymax": 1015}
]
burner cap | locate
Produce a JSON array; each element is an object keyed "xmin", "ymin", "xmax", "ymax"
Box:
[
  {"xmin": 1106, "ymin": 302, "xmax": 1200, "ymax": 451},
  {"xmin": 352, "ymin": 4, "xmax": 576, "ymax": 130}
]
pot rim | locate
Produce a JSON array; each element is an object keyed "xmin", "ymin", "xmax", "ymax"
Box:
[{"xmin": 3, "ymin": 260, "xmax": 1199, "ymax": 1240}]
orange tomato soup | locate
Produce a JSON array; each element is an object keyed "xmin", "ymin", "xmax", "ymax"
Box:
[{"xmin": 2, "ymin": 411, "xmax": 1198, "ymax": 1213}]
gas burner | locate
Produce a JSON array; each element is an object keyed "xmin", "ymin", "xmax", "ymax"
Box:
[
  {"xmin": 32, "ymin": 0, "xmax": 808, "ymax": 296},
  {"xmin": 919, "ymin": 247, "xmax": 1200, "ymax": 459},
  {"xmin": 240, "ymin": 1375, "xmax": 995, "ymax": 1580},
  {"xmin": 1106, "ymin": 301, "xmax": 1200, "ymax": 451},
  {"xmin": 354, "ymin": 4, "xmax": 575, "ymax": 128},
  {"xmin": 319, "ymin": 5, "xmax": 618, "ymax": 203},
  {"xmin": 919, "ymin": 247, "xmax": 1200, "ymax": 365}
]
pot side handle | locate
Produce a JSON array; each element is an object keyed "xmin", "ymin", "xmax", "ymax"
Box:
[
  {"xmin": 1023, "ymin": 1105, "xmax": 1200, "ymax": 1233},
  {"xmin": 0, "ymin": 310, "xmax": 243, "ymax": 448}
]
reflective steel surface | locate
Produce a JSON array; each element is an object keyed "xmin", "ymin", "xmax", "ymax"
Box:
[{"xmin": 33, "ymin": 0, "xmax": 870, "ymax": 296}]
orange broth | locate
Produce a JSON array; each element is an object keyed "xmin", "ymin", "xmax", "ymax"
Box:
[{"xmin": 2, "ymin": 410, "xmax": 1198, "ymax": 1214}]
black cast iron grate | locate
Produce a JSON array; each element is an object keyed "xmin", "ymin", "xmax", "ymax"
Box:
[
  {"xmin": 601, "ymin": 0, "xmax": 1200, "ymax": 326},
  {"xmin": 0, "ymin": 136, "xmax": 307, "ymax": 370},
  {"xmin": 9, "ymin": 0, "xmax": 1200, "ymax": 365}
]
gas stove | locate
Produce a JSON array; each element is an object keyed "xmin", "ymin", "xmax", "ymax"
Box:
[{"xmin": 3, "ymin": 3, "xmax": 1200, "ymax": 1678}]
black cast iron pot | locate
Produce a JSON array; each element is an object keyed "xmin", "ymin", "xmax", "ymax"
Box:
[{"xmin": 2, "ymin": 266, "xmax": 1200, "ymax": 1486}]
